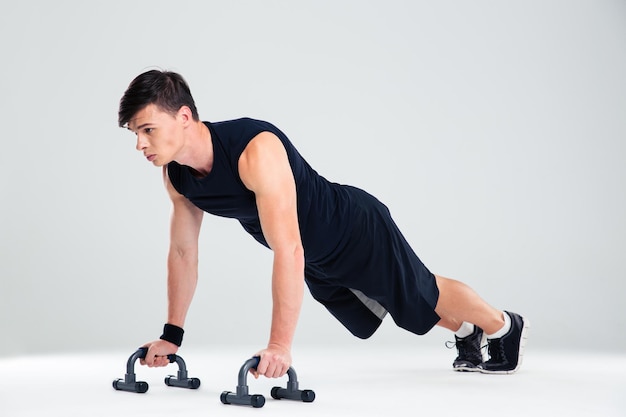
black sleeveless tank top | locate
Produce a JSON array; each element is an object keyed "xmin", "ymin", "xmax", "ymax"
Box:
[
  {"xmin": 167, "ymin": 118, "xmax": 441, "ymax": 340},
  {"xmin": 167, "ymin": 118, "xmax": 353, "ymax": 264}
]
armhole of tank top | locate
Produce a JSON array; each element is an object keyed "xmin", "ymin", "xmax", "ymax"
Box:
[
  {"xmin": 166, "ymin": 162, "xmax": 183, "ymax": 195},
  {"xmin": 232, "ymin": 132, "xmax": 254, "ymax": 192},
  {"xmin": 232, "ymin": 127, "xmax": 269, "ymax": 175}
]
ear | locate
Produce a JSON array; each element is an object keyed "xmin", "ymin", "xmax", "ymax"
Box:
[{"xmin": 177, "ymin": 106, "xmax": 194, "ymax": 126}]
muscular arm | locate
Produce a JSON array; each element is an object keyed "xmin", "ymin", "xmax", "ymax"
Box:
[
  {"xmin": 164, "ymin": 167, "xmax": 204, "ymax": 327},
  {"xmin": 142, "ymin": 167, "xmax": 204, "ymax": 367},
  {"xmin": 239, "ymin": 131, "xmax": 305, "ymax": 378}
]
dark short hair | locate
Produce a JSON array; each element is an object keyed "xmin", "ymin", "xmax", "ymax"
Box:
[{"xmin": 118, "ymin": 70, "xmax": 199, "ymax": 128}]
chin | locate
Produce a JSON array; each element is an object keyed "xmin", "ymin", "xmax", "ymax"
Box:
[{"xmin": 153, "ymin": 159, "xmax": 167, "ymax": 167}]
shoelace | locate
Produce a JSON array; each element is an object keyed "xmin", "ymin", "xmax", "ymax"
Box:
[
  {"xmin": 486, "ymin": 338, "xmax": 506, "ymax": 363},
  {"xmin": 445, "ymin": 340, "xmax": 489, "ymax": 354},
  {"xmin": 444, "ymin": 340, "xmax": 457, "ymax": 349}
]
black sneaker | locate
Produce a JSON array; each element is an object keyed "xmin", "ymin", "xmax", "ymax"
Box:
[
  {"xmin": 450, "ymin": 326, "xmax": 486, "ymax": 372},
  {"xmin": 478, "ymin": 311, "xmax": 529, "ymax": 374}
]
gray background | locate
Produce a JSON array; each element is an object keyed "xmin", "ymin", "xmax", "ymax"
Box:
[{"xmin": 1, "ymin": 0, "xmax": 624, "ymax": 358}]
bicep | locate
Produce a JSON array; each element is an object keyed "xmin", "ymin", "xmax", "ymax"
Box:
[{"xmin": 239, "ymin": 133, "xmax": 301, "ymax": 252}]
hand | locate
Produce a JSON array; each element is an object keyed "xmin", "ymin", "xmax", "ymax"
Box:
[
  {"xmin": 252, "ymin": 344, "xmax": 292, "ymax": 379},
  {"xmin": 139, "ymin": 339, "xmax": 178, "ymax": 367}
]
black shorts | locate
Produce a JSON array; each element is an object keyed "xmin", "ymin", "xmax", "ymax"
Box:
[{"xmin": 304, "ymin": 186, "xmax": 440, "ymax": 338}]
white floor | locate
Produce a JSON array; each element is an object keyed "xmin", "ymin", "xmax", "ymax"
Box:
[{"xmin": 1, "ymin": 346, "xmax": 624, "ymax": 417}]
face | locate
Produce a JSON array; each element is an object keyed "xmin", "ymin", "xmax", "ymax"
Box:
[{"xmin": 127, "ymin": 104, "xmax": 186, "ymax": 167}]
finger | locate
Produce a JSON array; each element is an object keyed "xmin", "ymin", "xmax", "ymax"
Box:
[
  {"xmin": 256, "ymin": 357, "xmax": 268, "ymax": 377},
  {"xmin": 140, "ymin": 344, "xmax": 151, "ymax": 366},
  {"xmin": 249, "ymin": 365, "xmax": 260, "ymax": 379},
  {"xmin": 265, "ymin": 361, "xmax": 279, "ymax": 378},
  {"xmin": 146, "ymin": 347, "xmax": 158, "ymax": 367},
  {"xmin": 274, "ymin": 364, "xmax": 287, "ymax": 378}
]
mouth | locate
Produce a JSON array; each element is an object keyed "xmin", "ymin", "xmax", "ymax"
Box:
[{"xmin": 145, "ymin": 154, "xmax": 156, "ymax": 162}]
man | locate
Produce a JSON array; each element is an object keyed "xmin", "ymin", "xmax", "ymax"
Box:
[{"xmin": 118, "ymin": 70, "xmax": 529, "ymax": 378}]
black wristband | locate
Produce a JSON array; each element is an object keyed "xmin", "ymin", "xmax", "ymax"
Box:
[{"xmin": 160, "ymin": 323, "xmax": 184, "ymax": 347}]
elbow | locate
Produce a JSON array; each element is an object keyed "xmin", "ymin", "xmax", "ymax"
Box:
[
  {"xmin": 274, "ymin": 241, "xmax": 305, "ymax": 270},
  {"xmin": 293, "ymin": 242, "xmax": 304, "ymax": 260},
  {"xmin": 295, "ymin": 244, "xmax": 305, "ymax": 270},
  {"xmin": 168, "ymin": 245, "xmax": 199, "ymax": 267},
  {"xmin": 290, "ymin": 243, "xmax": 305, "ymax": 270}
]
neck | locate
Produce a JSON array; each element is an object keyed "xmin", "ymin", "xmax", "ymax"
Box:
[{"xmin": 175, "ymin": 121, "xmax": 213, "ymax": 176}]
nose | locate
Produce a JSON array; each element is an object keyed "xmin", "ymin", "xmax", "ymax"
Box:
[{"xmin": 136, "ymin": 134, "xmax": 147, "ymax": 152}]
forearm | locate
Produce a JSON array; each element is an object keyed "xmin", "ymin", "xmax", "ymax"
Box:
[
  {"xmin": 166, "ymin": 250, "xmax": 199, "ymax": 328},
  {"xmin": 268, "ymin": 246, "xmax": 305, "ymax": 351}
]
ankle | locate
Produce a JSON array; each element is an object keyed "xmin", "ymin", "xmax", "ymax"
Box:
[
  {"xmin": 454, "ymin": 322, "xmax": 475, "ymax": 339},
  {"xmin": 486, "ymin": 311, "xmax": 511, "ymax": 339}
]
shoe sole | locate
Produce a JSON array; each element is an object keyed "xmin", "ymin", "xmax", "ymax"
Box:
[
  {"xmin": 453, "ymin": 364, "xmax": 482, "ymax": 372},
  {"xmin": 479, "ymin": 317, "xmax": 530, "ymax": 375}
]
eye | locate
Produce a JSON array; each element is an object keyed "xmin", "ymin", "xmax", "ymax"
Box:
[{"xmin": 144, "ymin": 128, "xmax": 154, "ymax": 134}]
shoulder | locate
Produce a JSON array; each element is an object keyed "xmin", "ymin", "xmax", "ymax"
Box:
[
  {"xmin": 211, "ymin": 118, "xmax": 281, "ymax": 137},
  {"xmin": 210, "ymin": 117, "xmax": 269, "ymax": 129},
  {"xmin": 240, "ymin": 131, "xmax": 285, "ymax": 167},
  {"xmin": 239, "ymin": 131, "xmax": 291, "ymax": 191},
  {"xmin": 211, "ymin": 118, "xmax": 287, "ymax": 160},
  {"xmin": 162, "ymin": 165, "xmax": 185, "ymax": 201}
]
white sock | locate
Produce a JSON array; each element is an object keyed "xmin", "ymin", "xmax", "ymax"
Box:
[
  {"xmin": 486, "ymin": 312, "xmax": 511, "ymax": 339},
  {"xmin": 455, "ymin": 322, "xmax": 475, "ymax": 339}
]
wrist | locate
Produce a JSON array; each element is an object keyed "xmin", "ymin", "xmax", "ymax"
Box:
[
  {"xmin": 267, "ymin": 341, "xmax": 291, "ymax": 353},
  {"xmin": 159, "ymin": 323, "xmax": 184, "ymax": 347}
]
